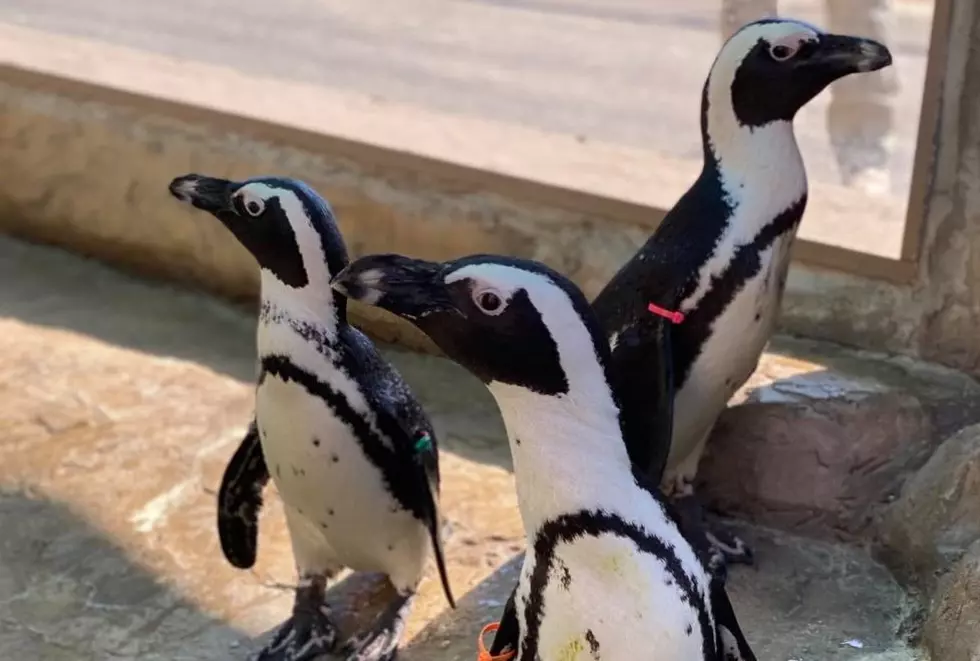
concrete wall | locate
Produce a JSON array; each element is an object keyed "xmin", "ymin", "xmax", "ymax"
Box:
[{"xmin": 0, "ymin": 0, "xmax": 977, "ymax": 371}]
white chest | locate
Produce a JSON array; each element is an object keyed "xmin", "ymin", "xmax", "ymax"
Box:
[
  {"xmin": 670, "ymin": 234, "xmax": 793, "ymax": 467},
  {"xmin": 255, "ymin": 375, "xmax": 421, "ymax": 570},
  {"xmin": 517, "ymin": 532, "xmax": 711, "ymax": 661}
]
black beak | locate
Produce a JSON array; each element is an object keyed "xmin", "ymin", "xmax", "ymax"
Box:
[
  {"xmin": 811, "ymin": 33, "xmax": 892, "ymax": 75},
  {"xmin": 168, "ymin": 174, "xmax": 236, "ymax": 214},
  {"xmin": 331, "ymin": 253, "xmax": 454, "ymax": 321}
]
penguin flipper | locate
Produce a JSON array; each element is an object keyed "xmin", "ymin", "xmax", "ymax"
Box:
[
  {"xmin": 610, "ymin": 317, "xmax": 674, "ymax": 484},
  {"xmin": 341, "ymin": 326, "xmax": 456, "ymax": 609},
  {"xmin": 489, "ymin": 585, "xmax": 520, "ymax": 656},
  {"xmin": 216, "ymin": 419, "xmax": 270, "ymax": 569},
  {"xmin": 409, "ymin": 421, "xmax": 456, "ymax": 610},
  {"xmin": 710, "ymin": 578, "xmax": 757, "ymax": 661}
]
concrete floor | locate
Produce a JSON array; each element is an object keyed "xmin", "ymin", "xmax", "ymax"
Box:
[{"xmin": 0, "ymin": 235, "xmax": 922, "ymax": 660}]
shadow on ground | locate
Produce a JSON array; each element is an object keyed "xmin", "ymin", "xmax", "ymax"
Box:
[{"xmin": 0, "ymin": 489, "xmax": 252, "ymax": 660}]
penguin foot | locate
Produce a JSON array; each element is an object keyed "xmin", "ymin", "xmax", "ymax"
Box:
[
  {"xmin": 254, "ymin": 577, "xmax": 339, "ymax": 661},
  {"xmin": 340, "ymin": 592, "xmax": 413, "ymax": 661},
  {"xmin": 705, "ymin": 526, "xmax": 754, "ymax": 567},
  {"xmin": 671, "ymin": 492, "xmax": 753, "ymax": 581}
]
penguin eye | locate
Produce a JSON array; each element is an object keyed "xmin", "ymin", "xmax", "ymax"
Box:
[
  {"xmin": 769, "ymin": 44, "xmax": 796, "ymax": 61},
  {"xmin": 472, "ymin": 288, "xmax": 505, "ymax": 316},
  {"xmin": 768, "ymin": 36, "xmax": 803, "ymax": 62},
  {"xmin": 244, "ymin": 198, "xmax": 265, "ymax": 217}
]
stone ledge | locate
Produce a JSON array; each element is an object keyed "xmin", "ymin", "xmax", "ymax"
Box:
[
  {"xmin": 876, "ymin": 423, "xmax": 980, "ymax": 594},
  {"xmin": 921, "ymin": 540, "xmax": 980, "ymax": 661},
  {"xmin": 0, "ymin": 61, "xmax": 928, "ymax": 361},
  {"xmin": 699, "ymin": 336, "xmax": 980, "ymax": 542}
]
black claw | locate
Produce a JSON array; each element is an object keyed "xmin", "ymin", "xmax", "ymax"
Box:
[
  {"xmin": 340, "ymin": 593, "xmax": 413, "ymax": 661},
  {"xmin": 254, "ymin": 578, "xmax": 340, "ymax": 661},
  {"xmin": 253, "ymin": 614, "xmax": 339, "ymax": 661}
]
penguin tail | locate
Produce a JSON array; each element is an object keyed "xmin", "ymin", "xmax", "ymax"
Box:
[{"xmin": 429, "ymin": 515, "xmax": 457, "ymax": 609}]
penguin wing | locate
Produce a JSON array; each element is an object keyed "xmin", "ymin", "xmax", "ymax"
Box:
[
  {"xmin": 608, "ymin": 316, "xmax": 675, "ymax": 484},
  {"xmin": 489, "ymin": 584, "xmax": 520, "ymax": 656},
  {"xmin": 341, "ymin": 326, "xmax": 456, "ymax": 609},
  {"xmin": 216, "ymin": 419, "xmax": 270, "ymax": 569},
  {"xmin": 710, "ymin": 578, "xmax": 757, "ymax": 661},
  {"xmin": 391, "ymin": 394, "xmax": 456, "ymax": 610}
]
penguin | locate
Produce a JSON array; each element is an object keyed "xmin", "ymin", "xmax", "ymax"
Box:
[
  {"xmin": 590, "ymin": 18, "xmax": 894, "ymax": 568},
  {"xmin": 331, "ymin": 252, "xmax": 757, "ymax": 661},
  {"xmin": 167, "ymin": 174, "xmax": 455, "ymax": 661}
]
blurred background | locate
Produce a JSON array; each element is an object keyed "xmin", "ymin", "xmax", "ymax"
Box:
[{"xmin": 0, "ymin": 0, "xmax": 932, "ymax": 258}]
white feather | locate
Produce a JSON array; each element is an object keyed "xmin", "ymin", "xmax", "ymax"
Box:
[
  {"xmin": 664, "ymin": 21, "xmax": 813, "ymax": 487},
  {"xmin": 451, "ymin": 263, "xmax": 713, "ymax": 660},
  {"xmin": 248, "ymin": 183, "xmax": 426, "ymax": 591}
]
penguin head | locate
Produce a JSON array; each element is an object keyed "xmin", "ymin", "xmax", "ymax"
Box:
[
  {"xmin": 709, "ymin": 17, "xmax": 892, "ymax": 127},
  {"xmin": 168, "ymin": 174, "xmax": 348, "ymax": 290},
  {"xmin": 332, "ymin": 253, "xmax": 615, "ymax": 400}
]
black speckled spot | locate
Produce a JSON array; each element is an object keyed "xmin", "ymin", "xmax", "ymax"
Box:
[
  {"xmin": 664, "ymin": 578, "xmax": 673, "ymax": 587},
  {"xmin": 312, "ymin": 438, "xmax": 321, "ymax": 447},
  {"xmin": 321, "ymin": 522, "xmax": 328, "ymax": 529},
  {"xmin": 328, "ymin": 509, "xmax": 335, "ymax": 516},
  {"xmin": 754, "ymin": 313, "xmax": 762, "ymax": 321},
  {"xmin": 275, "ymin": 464, "xmax": 281, "ymax": 478},
  {"xmin": 685, "ymin": 623, "xmax": 693, "ymax": 636},
  {"xmin": 515, "ymin": 438, "xmax": 522, "ymax": 446},
  {"xmin": 292, "ymin": 466, "xmax": 301, "ymax": 477},
  {"xmin": 585, "ymin": 629, "xmax": 600, "ymax": 658},
  {"xmin": 297, "ymin": 508, "xmax": 304, "ymax": 516},
  {"xmin": 387, "ymin": 544, "xmax": 394, "ymax": 552},
  {"xmin": 331, "ymin": 453, "xmax": 339, "ymax": 463},
  {"xmin": 557, "ymin": 561, "xmax": 571, "ymax": 590}
]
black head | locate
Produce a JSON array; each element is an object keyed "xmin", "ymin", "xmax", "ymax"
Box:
[
  {"xmin": 168, "ymin": 174, "xmax": 349, "ymax": 289},
  {"xmin": 710, "ymin": 17, "xmax": 893, "ymax": 127},
  {"xmin": 331, "ymin": 253, "xmax": 614, "ymax": 400}
]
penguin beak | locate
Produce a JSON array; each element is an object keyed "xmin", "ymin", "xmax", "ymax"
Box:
[
  {"xmin": 808, "ymin": 33, "xmax": 892, "ymax": 75},
  {"xmin": 331, "ymin": 254, "xmax": 454, "ymax": 321},
  {"xmin": 168, "ymin": 174, "xmax": 236, "ymax": 214}
]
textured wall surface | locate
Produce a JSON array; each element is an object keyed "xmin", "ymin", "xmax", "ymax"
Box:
[
  {"xmin": 0, "ymin": 77, "xmax": 653, "ymax": 353},
  {"xmin": 0, "ymin": 0, "xmax": 977, "ymax": 372}
]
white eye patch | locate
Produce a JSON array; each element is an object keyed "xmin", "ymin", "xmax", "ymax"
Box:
[
  {"xmin": 470, "ymin": 286, "xmax": 507, "ymax": 316},
  {"xmin": 234, "ymin": 188, "xmax": 267, "ymax": 217},
  {"xmin": 768, "ymin": 30, "xmax": 814, "ymax": 61}
]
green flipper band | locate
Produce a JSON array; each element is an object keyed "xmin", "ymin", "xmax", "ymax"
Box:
[{"xmin": 415, "ymin": 433, "xmax": 433, "ymax": 453}]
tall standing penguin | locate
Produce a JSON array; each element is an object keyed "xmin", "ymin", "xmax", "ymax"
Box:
[
  {"xmin": 591, "ymin": 18, "xmax": 893, "ymax": 566},
  {"xmin": 168, "ymin": 175, "xmax": 454, "ymax": 661},
  {"xmin": 332, "ymin": 253, "xmax": 757, "ymax": 661}
]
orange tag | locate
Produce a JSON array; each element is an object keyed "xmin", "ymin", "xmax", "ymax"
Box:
[{"xmin": 477, "ymin": 622, "xmax": 516, "ymax": 661}]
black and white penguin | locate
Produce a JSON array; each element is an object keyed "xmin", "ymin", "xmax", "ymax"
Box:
[
  {"xmin": 332, "ymin": 253, "xmax": 757, "ymax": 661},
  {"xmin": 590, "ymin": 18, "xmax": 894, "ymax": 567},
  {"xmin": 167, "ymin": 174, "xmax": 454, "ymax": 661}
]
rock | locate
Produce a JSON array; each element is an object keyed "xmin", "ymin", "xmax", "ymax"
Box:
[
  {"xmin": 876, "ymin": 424, "xmax": 980, "ymax": 592},
  {"xmin": 697, "ymin": 336, "xmax": 980, "ymax": 541},
  {"xmin": 922, "ymin": 541, "xmax": 980, "ymax": 661}
]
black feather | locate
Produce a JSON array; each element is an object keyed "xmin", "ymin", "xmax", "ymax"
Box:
[{"xmin": 216, "ymin": 420, "xmax": 270, "ymax": 569}]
